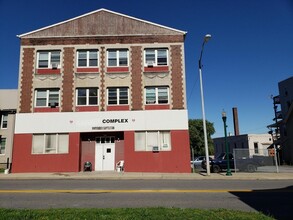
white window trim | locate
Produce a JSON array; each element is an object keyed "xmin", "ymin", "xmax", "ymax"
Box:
[
  {"xmin": 37, "ymin": 51, "xmax": 61, "ymax": 69},
  {"xmin": 135, "ymin": 131, "xmax": 171, "ymax": 151},
  {"xmin": 107, "ymin": 87, "xmax": 129, "ymax": 105},
  {"xmin": 35, "ymin": 89, "xmax": 60, "ymax": 107},
  {"xmin": 107, "ymin": 49, "xmax": 129, "ymax": 67},
  {"xmin": 0, "ymin": 137, "xmax": 6, "ymax": 155},
  {"xmin": 145, "ymin": 87, "xmax": 169, "ymax": 105},
  {"xmin": 32, "ymin": 133, "xmax": 69, "ymax": 154},
  {"xmin": 77, "ymin": 50, "xmax": 99, "ymax": 67},
  {"xmin": 0, "ymin": 114, "xmax": 8, "ymax": 129},
  {"xmin": 76, "ymin": 88, "xmax": 99, "ymax": 106},
  {"xmin": 144, "ymin": 48, "xmax": 169, "ymax": 67}
]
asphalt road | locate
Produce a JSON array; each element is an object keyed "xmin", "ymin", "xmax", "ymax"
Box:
[{"xmin": 0, "ymin": 179, "xmax": 292, "ymax": 219}]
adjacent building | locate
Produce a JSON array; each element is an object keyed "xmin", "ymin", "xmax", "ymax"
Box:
[
  {"xmin": 0, "ymin": 90, "xmax": 17, "ymax": 169},
  {"xmin": 11, "ymin": 9, "xmax": 190, "ymax": 173},
  {"xmin": 268, "ymin": 76, "xmax": 293, "ymax": 165},
  {"xmin": 213, "ymin": 134, "xmax": 273, "ymax": 157}
]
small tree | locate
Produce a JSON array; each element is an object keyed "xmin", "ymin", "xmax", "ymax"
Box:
[{"xmin": 189, "ymin": 119, "xmax": 215, "ymax": 157}]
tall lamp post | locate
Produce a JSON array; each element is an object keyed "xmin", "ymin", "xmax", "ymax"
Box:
[
  {"xmin": 222, "ymin": 110, "xmax": 232, "ymax": 176},
  {"xmin": 199, "ymin": 34, "xmax": 212, "ymax": 176}
]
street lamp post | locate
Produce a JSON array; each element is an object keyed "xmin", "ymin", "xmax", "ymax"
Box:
[
  {"xmin": 199, "ymin": 34, "xmax": 211, "ymax": 176},
  {"xmin": 222, "ymin": 110, "xmax": 232, "ymax": 176}
]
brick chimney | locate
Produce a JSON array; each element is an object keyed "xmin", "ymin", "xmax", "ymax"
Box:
[{"xmin": 232, "ymin": 107, "xmax": 240, "ymax": 136}]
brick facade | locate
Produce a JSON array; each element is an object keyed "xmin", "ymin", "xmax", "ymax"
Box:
[
  {"xmin": 19, "ymin": 48, "xmax": 34, "ymax": 113},
  {"xmin": 14, "ymin": 9, "xmax": 190, "ymax": 173},
  {"xmin": 170, "ymin": 45, "xmax": 184, "ymax": 109},
  {"xmin": 21, "ymin": 35, "xmax": 184, "ymax": 46},
  {"xmin": 62, "ymin": 47, "xmax": 74, "ymax": 112},
  {"xmin": 130, "ymin": 46, "xmax": 143, "ymax": 110}
]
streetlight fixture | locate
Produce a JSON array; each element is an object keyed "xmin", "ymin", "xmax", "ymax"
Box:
[
  {"xmin": 198, "ymin": 34, "xmax": 212, "ymax": 176},
  {"xmin": 222, "ymin": 110, "xmax": 232, "ymax": 176}
]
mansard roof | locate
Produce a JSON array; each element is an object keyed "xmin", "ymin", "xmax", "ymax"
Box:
[{"xmin": 18, "ymin": 8, "xmax": 186, "ymax": 38}]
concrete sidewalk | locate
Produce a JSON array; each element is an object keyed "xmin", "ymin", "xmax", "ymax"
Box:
[{"xmin": 1, "ymin": 171, "xmax": 293, "ymax": 180}]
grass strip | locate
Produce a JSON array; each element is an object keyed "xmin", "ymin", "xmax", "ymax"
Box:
[{"xmin": 0, "ymin": 207, "xmax": 273, "ymax": 220}]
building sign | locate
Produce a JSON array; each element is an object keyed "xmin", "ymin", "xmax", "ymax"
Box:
[
  {"xmin": 102, "ymin": 119, "xmax": 129, "ymax": 123},
  {"xmin": 92, "ymin": 126, "xmax": 115, "ymax": 130},
  {"xmin": 15, "ymin": 110, "xmax": 188, "ymax": 134}
]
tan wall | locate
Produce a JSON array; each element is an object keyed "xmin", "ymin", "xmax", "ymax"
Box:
[{"xmin": 0, "ymin": 114, "xmax": 15, "ymax": 164}]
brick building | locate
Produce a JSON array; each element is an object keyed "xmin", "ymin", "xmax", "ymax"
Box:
[
  {"xmin": 0, "ymin": 90, "xmax": 17, "ymax": 170},
  {"xmin": 12, "ymin": 9, "xmax": 190, "ymax": 173}
]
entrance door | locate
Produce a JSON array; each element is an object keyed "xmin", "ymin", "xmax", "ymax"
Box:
[{"xmin": 95, "ymin": 136, "xmax": 115, "ymax": 171}]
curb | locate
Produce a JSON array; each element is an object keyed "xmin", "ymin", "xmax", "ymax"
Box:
[{"xmin": 1, "ymin": 172, "xmax": 293, "ymax": 180}]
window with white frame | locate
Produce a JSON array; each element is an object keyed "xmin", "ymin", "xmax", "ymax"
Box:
[
  {"xmin": 37, "ymin": 51, "xmax": 61, "ymax": 68},
  {"xmin": 107, "ymin": 87, "xmax": 129, "ymax": 105},
  {"xmin": 107, "ymin": 49, "xmax": 128, "ymax": 67},
  {"xmin": 35, "ymin": 89, "xmax": 59, "ymax": 107},
  {"xmin": 135, "ymin": 131, "xmax": 171, "ymax": 151},
  {"xmin": 32, "ymin": 133, "xmax": 69, "ymax": 154},
  {"xmin": 145, "ymin": 87, "xmax": 169, "ymax": 104},
  {"xmin": 145, "ymin": 48, "xmax": 168, "ymax": 66},
  {"xmin": 0, "ymin": 138, "xmax": 6, "ymax": 154},
  {"xmin": 77, "ymin": 50, "xmax": 98, "ymax": 67},
  {"xmin": 1, "ymin": 113, "xmax": 8, "ymax": 129},
  {"xmin": 76, "ymin": 88, "xmax": 98, "ymax": 106}
]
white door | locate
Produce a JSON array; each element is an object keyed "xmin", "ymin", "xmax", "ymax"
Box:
[{"xmin": 95, "ymin": 137, "xmax": 115, "ymax": 171}]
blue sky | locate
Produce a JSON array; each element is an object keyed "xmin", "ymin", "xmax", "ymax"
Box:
[{"xmin": 0, "ymin": 0, "xmax": 292, "ymax": 137}]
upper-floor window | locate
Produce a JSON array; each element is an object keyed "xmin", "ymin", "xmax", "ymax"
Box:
[
  {"xmin": 77, "ymin": 50, "xmax": 98, "ymax": 67},
  {"xmin": 107, "ymin": 87, "xmax": 129, "ymax": 105},
  {"xmin": 145, "ymin": 87, "xmax": 169, "ymax": 104},
  {"xmin": 107, "ymin": 49, "xmax": 128, "ymax": 67},
  {"xmin": 1, "ymin": 113, "xmax": 8, "ymax": 129},
  {"xmin": 76, "ymin": 88, "xmax": 98, "ymax": 106},
  {"xmin": 37, "ymin": 51, "xmax": 61, "ymax": 69},
  {"xmin": 0, "ymin": 138, "xmax": 6, "ymax": 154},
  {"xmin": 145, "ymin": 48, "xmax": 168, "ymax": 66},
  {"xmin": 35, "ymin": 89, "xmax": 59, "ymax": 107}
]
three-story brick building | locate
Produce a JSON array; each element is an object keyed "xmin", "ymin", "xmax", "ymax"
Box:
[{"xmin": 12, "ymin": 9, "xmax": 190, "ymax": 173}]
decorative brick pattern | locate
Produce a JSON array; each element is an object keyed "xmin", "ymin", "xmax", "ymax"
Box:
[
  {"xmin": 19, "ymin": 48, "xmax": 35, "ymax": 113},
  {"xmin": 100, "ymin": 47, "xmax": 106, "ymax": 111},
  {"xmin": 21, "ymin": 35, "xmax": 184, "ymax": 46},
  {"xmin": 170, "ymin": 45, "xmax": 184, "ymax": 109},
  {"xmin": 62, "ymin": 47, "xmax": 74, "ymax": 112},
  {"xmin": 130, "ymin": 46, "xmax": 143, "ymax": 110}
]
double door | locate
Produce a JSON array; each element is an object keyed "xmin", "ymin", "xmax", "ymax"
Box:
[{"xmin": 95, "ymin": 136, "xmax": 115, "ymax": 171}]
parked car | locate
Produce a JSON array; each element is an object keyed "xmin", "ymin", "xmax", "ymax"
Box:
[
  {"xmin": 191, "ymin": 156, "xmax": 212, "ymax": 168},
  {"xmin": 201, "ymin": 152, "xmax": 266, "ymax": 173}
]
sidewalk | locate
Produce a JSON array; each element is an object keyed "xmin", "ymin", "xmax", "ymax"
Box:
[{"xmin": 1, "ymin": 171, "xmax": 293, "ymax": 180}]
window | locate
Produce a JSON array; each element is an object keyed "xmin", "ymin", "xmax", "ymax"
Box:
[
  {"xmin": 145, "ymin": 48, "xmax": 168, "ymax": 66},
  {"xmin": 32, "ymin": 134, "xmax": 69, "ymax": 154},
  {"xmin": 135, "ymin": 131, "xmax": 171, "ymax": 151},
  {"xmin": 107, "ymin": 87, "xmax": 128, "ymax": 105},
  {"xmin": 77, "ymin": 50, "xmax": 98, "ymax": 67},
  {"xmin": 0, "ymin": 138, "xmax": 6, "ymax": 154},
  {"xmin": 1, "ymin": 113, "xmax": 8, "ymax": 129},
  {"xmin": 76, "ymin": 88, "xmax": 98, "ymax": 106},
  {"xmin": 35, "ymin": 89, "xmax": 59, "ymax": 107},
  {"xmin": 37, "ymin": 51, "xmax": 60, "ymax": 68},
  {"xmin": 107, "ymin": 49, "xmax": 128, "ymax": 67},
  {"xmin": 145, "ymin": 87, "xmax": 169, "ymax": 104},
  {"xmin": 254, "ymin": 142, "xmax": 259, "ymax": 154}
]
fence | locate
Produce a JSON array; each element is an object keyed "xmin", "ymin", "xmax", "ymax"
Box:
[{"xmin": 233, "ymin": 149, "xmax": 278, "ymax": 173}]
